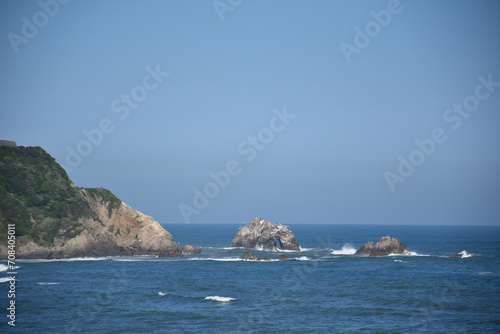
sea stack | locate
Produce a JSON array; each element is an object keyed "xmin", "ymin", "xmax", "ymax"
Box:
[
  {"xmin": 231, "ymin": 217, "xmax": 300, "ymax": 251},
  {"xmin": 355, "ymin": 236, "xmax": 409, "ymax": 256}
]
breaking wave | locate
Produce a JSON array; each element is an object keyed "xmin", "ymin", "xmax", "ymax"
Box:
[
  {"xmin": 0, "ymin": 264, "xmax": 9, "ymax": 272},
  {"xmin": 188, "ymin": 257, "xmax": 243, "ymax": 262},
  {"xmin": 205, "ymin": 296, "xmax": 237, "ymax": 303},
  {"xmin": 18, "ymin": 257, "xmax": 110, "ymax": 263},
  {"xmin": 36, "ymin": 282, "xmax": 59, "ymax": 285},
  {"xmin": 458, "ymin": 250, "xmax": 472, "ymax": 258},
  {"xmin": 331, "ymin": 244, "xmax": 357, "ymax": 255},
  {"xmin": 388, "ymin": 251, "xmax": 430, "ymax": 257},
  {"xmin": 0, "ymin": 277, "xmax": 13, "ymax": 283}
]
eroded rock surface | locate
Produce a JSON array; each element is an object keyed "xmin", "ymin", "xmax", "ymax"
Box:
[
  {"xmin": 355, "ymin": 236, "xmax": 409, "ymax": 256},
  {"xmin": 231, "ymin": 217, "xmax": 300, "ymax": 251}
]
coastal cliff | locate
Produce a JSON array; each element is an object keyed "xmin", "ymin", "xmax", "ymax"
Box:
[{"xmin": 0, "ymin": 145, "xmax": 182, "ymax": 259}]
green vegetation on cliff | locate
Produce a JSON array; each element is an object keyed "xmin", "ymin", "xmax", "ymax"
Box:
[{"xmin": 0, "ymin": 146, "xmax": 121, "ymax": 246}]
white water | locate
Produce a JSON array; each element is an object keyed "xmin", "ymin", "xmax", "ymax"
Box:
[
  {"xmin": 331, "ymin": 244, "xmax": 357, "ymax": 255},
  {"xmin": 458, "ymin": 250, "xmax": 472, "ymax": 258},
  {"xmin": 205, "ymin": 296, "xmax": 237, "ymax": 302}
]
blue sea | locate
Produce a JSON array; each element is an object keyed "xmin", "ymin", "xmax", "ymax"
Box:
[{"xmin": 1, "ymin": 224, "xmax": 500, "ymax": 333}]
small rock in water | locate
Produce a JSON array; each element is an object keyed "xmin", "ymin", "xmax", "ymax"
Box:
[
  {"xmin": 355, "ymin": 236, "xmax": 409, "ymax": 256},
  {"xmin": 240, "ymin": 251, "xmax": 270, "ymax": 261},
  {"xmin": 181, "ymin": 245, "xmax": 202, "ymax": 254}
]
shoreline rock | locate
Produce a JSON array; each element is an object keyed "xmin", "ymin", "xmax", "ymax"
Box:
[
  {"xmin": 355, "ymin": 236, "xmax": 409, "ymax": 256},
  {"xmin": 231, "ymin": 217, "xmax": 300, "ymax": 251},
  {"xmin": 0, "ymin": 146, "xmax": 186, "ymax": 259}
]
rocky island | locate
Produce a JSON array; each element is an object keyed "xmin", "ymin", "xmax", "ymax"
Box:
[
  {"xmin": 231, "ymin": 217, "xmax": 300, "ymax": 251},
  {"xmin": 0, "ymin": 145, "xmax": 184, "ymax": 259},
  {"xmin": 355, "ymin": 236, "xmax": 409, "ymax": 256}
]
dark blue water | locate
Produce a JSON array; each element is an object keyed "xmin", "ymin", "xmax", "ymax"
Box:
[{"xmin": 1, "ymin": 224, "xmax": 500, "ymax": 333}]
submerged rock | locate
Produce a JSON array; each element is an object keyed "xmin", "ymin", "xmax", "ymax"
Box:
[
  {"xmin": 231, "ymin": 217, "xmax": 300, "ymax": 251},
  {"xmin": 355, "ymin": 236, "xmax": 409, "ymax": 256},
  {"xmin": 240, "ymin": 251, "xmax": 270, "ymax": 261},
  {"xmin": 181, "ymin": 245, "xmax": 202, "ymax": 255}
]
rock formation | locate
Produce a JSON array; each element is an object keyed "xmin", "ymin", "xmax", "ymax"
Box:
[
  {"xmin": 355, "ymin": 236, "xmax": 409, "ymax": 256},
  {"xmin": 231, "ymin": 217, "xmax": 300, "ymax": 251},
  {"xmin": 240, "ymin": 251, "xmax": 270, "ymax": 261},
  {"xmin": 181, "ymin": 245, "xmax": 202, "ymax": 254},
  {"xmin": 279, "ymin": 254, "xmax": 291, "ymax": 261},
  {"xmin": 0, "ymin": 145, "xmax": 184, "ymax": 259}
]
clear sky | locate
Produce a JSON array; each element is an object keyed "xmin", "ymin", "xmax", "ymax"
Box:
[{"xmin": 1, "ymin": 0, "xmax": 499, "ymax": 225}]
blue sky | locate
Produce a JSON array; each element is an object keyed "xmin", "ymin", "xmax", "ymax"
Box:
[{"xmin": 1, "ymin": 0, "xmax": 499, "ymax": 225}]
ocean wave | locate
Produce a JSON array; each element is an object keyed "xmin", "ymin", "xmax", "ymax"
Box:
[
  {"xmin": 458, "ymin": 250, "xmax": 472, "ymax": 258},
  {"xmin": 331, "ymin": 244, "xmax": 357, "ymax": 255},
  {"xmin": 188, "ymin": 257, "xmax": 243, "ymax": 262},
  {"xmin": 388, "ymin": 251, "xmax": 430, "ymax": 257},
  {"xmin": 158, "ymin": 292, "xmax": 169, "ymax": 296},
  {"xmin": 0, "ymin": 277, "xmax": 15, "ymax": 283},
  {"xmin": 112, "ymin": 256, "xmax": 159, "ymax": 262},
  {"xmin": 295, "ymin": 256, "xmax": 312, "ymax": 261},
  {"xmin": 0, "ymin": 264, "xmax": 18, "ymax": 271},
  {"xmin": 18, "ymin": 257, "xmax": 110, "ymax": 263},
  {"xmin": 205, "ymin": 296, "xmax": 237, "ymax": 303},
  {"xmin": 278, "ymin": 248, "xmax": 303, "ymax": 253},
  {"xmin": 36, "ymin": 282, "xmax": 60, "ymax": 285},
  {"xmin": 478, "ymin": 272, "xmax": 493, "ymax": 275}
]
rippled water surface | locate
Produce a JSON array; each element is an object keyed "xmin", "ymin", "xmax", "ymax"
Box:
[{"xmin": 1, "ymin": 224, "xmax": 499, "ymax": 333}]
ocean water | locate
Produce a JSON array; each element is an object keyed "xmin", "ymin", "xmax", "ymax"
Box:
[{"xmin": 1, "ymin": 224, "xmax": 500, "ymax": 333}]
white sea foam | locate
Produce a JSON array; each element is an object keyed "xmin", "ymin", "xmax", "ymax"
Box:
[
  {"xmin": 19, "ymin": 257, "xmax": 110, "ymax": 263},
  {"xmin": 331, "ymin": 244, "xmax": 357, "ymax": 255},
  {"xmin": 36, "ymin": 282, "xmax": 59, "ymax": 285},
  {"xmin": 205, "ymin": 296, "xmax": 237, "ymax": 302},
  {"xmin": 298, "ymin": 247, "xmax": 315, "ymax": 252},
  {"xmin": 188, "ymin": 257, "xmax": 243, "ymax": 262},
  {"xmin": 0, "ymin": 277, "xmax": 13, "ymax": 283},
  {"xmin": 458, "ymin": 250, "xmax": 472, "ymax": 258},
  {"xmin": 0, "ymin": 264, "xmax": 18, "ymax": 271},
  {"xmin": 388, "ymin": 251, "xmax": 430, "ymax": 257},
  {"xmin": 296, "ymin": 256, "xmax": 311, "ymax": 261},
  {"xmin": 278, "ymin": 248, "xmax": 303, "ymax": 253},
  {"xmin": 158, "ymin": 292, "xmax": 168, "ymax": 296},
  {"xmin": 394, "ymin": 259, "xmax": 405, "ymax": 263}
]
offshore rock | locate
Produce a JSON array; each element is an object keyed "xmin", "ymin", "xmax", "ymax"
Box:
[
  {"xmin": 279, "ymin": 254, "xmax": 291, "ymax": 261},
  {"xmin": 240, "ymin": 251, "xmax": 270, "ymax": 261},
  {"xmin": 355, "ymin": 236, "xmax": 409, "ymax": 256},
  {"xmin": 181, "ymin": 245, "xmax": 202, "ymax": 254},
  {"xmin": 231, "ymin": 217, "xmax": 300, "ymax": 251}
]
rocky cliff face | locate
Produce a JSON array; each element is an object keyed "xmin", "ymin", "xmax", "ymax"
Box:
[
  {"xmin": 0, "ymin": 146, "xmax": 183, "ymax": 259},
  {"xmin": 231, "ymin": 217, "xmax": 300, "ymax": 251},
  {"xmin": 355, "ymin": 236, "xmax": 409, "ymax": 256}
]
